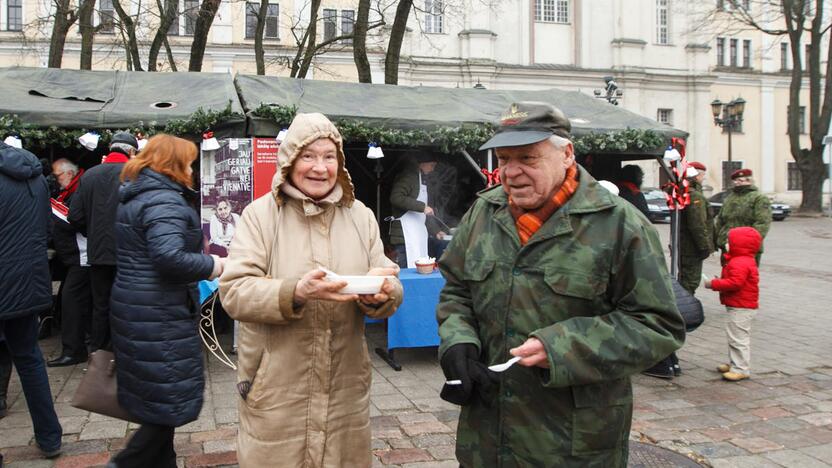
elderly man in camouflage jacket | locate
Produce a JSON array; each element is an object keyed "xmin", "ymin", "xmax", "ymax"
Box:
[
  {"xmin": 436, "ymin": 102, "xmax": 685, "ymax": 467},
  {"xmin": 714, "ymin": 168, "xmax": 771, "ymax": 265}
]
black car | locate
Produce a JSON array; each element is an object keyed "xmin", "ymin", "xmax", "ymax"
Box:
[
  {"xmin": 708, "ymin": 191, "xmax": 791, "ymax": 221},
  {"xmin": 643, "ymin": 188, "xmax": 671, "ymax": 223}
]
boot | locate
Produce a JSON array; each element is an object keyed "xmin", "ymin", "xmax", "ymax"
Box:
[
  {"xmin": 717, "ymin": 364, "xmax": 730, "ymax": 373},
  {"xmin": 642, "ymin": 357, "xmax": 674, "ymax": 380}
]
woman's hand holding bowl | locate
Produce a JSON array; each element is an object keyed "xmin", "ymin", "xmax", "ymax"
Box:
[
  {"xmin": 294, "ymin": 269, "xmax": 357, "ymax": 307},
  {"xmin": 358, "ymin": 267, "xmax": 399, "ymax": 307}
]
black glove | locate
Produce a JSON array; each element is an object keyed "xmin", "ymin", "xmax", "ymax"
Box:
[
  {"xmin": 439, "ymin": 344, "xmax": 499, "ymax": 406},
  {"xmin": 698, "ymin": 248, "xmax": 712, "ymax": 261}
]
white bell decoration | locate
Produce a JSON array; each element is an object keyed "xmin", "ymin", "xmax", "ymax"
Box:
[
  {"xmin": 276, "ymin": 128, "xmax": 288, "ymax": 144},
  {"xmin": 597, "ymin": 180, "xmax": 620, "ymax": 196},
  {"xmin": 3, "ymin": 135, "xmax": 22, "ymax": 148},
  {"xmin": 201, "ymin": 131, "xmax": 220, "ymax": 151},
  {"xmin": 367, "ymin": 142, "xmax": 384, "ymax": 159},
  {"xmin": 136, "ymin": 137, "xmax": 148, "ymax": 151},
  {"xmin": 686, "ymin": 167, "xmax": 699, "ymax": 178},
  {"xmin": 663, "ymin": 145, "xmax": 681, "ymax": 162},
  {"xmin": 78, "ymin": 132, "xmax": 100, "ymax": 151}
]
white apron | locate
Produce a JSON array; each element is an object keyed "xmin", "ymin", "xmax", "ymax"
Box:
[{"xmin": 399, "ymin": 172, "xmax": 429, "ymax": 268}]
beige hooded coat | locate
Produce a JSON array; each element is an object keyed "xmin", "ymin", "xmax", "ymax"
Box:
[{"xmin": 218, "ymin": 113, "xmax": 402, "ymax": 468}]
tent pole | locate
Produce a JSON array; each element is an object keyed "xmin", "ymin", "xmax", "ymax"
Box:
[{"xmin": 460, "ymin": 150, "xmax": 487, "ymax": 183}]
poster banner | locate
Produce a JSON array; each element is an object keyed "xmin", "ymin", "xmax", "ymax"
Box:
[
  {"xmin": 200, "ymin": 138, "xmax": 280, "ymax": 257},
  {"xmin": 252, "ymin": 138, "xmax": 280, "ymax": 199},
  {"xmin": 200, "ymin": 139, "xmax": 252, "ymax": 257}
]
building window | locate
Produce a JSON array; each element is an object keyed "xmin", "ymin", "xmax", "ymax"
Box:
[
  {"xmin": 742, "ymin": 39, "xmax": 751, "ymax": 68},
  {"xmin": 788, "ymin": 105, "xmax": 807, "ymax": 134},
  {"xmin": 804, "ymin": 43, "xmax": 811, "ymax": 70},
  {"xmin": 722, "ymin": 161, "xmax": 743, "ymax": 190},
  {"xmin": 788, "ymin": 162, "xmax": 802, "ymax": 190},
  {"xmin": 781, "ymin": 42, "xmax": 789, "ymax": 70},
  {"xmin": 341, "ymin": 9, "xmax": 354, "ymax": 45},
  {"xmin": 729, "ymin": 38, "xmax": 738, "ymax": 66},
  {"xmin": 322, "ymin": 8, "xmax": 337, "ymax": 41},
  {"xmin": 716, "ymin": 37, "xmax": 725, "ymax": 66},
  {"xmin": 656, "ymin": 0, "xmax": 669, "ymax": 45},
  {"xmin": 245, "ymin": 2, "xmax": 279, "ymax": 39},
  {"xmin": 425, "ymin": 0, "xmax": 444, "ymax": 33},
  {"xmin": 184, "ymin": 0, "xmax": 199, "ymax": 35},
  {"xmin": 167, "ymin": 1, "xmax": 179, "ymax": 36},
  {"xmin": 99, "ymin": 0, "xmax": 115, "ymax": 34},
  {"xmin": 535, "ymin": 0, "xmax": 568, "ymax": 24},
  {"xmin": 657, "ymin": 108, "xmax": 673, "ymax": 126},
  {"xmin": 7, "ymin": 0, "xmax": 23, "ymax": 31}
]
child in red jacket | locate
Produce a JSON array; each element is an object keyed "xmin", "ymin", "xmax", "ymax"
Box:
[{"xmin": 704, "ymin": 226, "xmax": 761, "ymax": 382}]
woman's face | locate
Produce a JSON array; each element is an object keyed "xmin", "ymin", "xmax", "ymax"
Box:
[
  {"xmin": 290, "ymin": 138, "xmax": 339, "ymax": 200},
  {"xmin": 217, "ymin": 201, "xmax": 231, "ymax": 219}
]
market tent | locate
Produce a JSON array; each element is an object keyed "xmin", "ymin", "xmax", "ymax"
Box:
[
  {"xmin": 236, "ymin": 74, "xmax": 687, "ymax": 154},
  {"xmin": 0, "ymin": 67, "xmax": 245, "ymax": 135}
]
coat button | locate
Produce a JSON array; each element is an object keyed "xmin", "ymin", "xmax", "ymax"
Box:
[
  {"xmin": 512, "ymin": 268, "xmax": 521, "ymax": 276},
  {"xmin": 506, "ymin": 329, "xmax": 515, "ymax": 338}
]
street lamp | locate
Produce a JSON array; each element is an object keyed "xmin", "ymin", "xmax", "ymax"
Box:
[
  {"xmin": 594, "ymin": 76, "xmax": 623, "ymax": 105},
  {"xmin": 711, "ymin": 97, "xmax": 746, "ymax": 163}
]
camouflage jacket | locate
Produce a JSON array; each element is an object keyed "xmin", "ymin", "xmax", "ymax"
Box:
[
  {"xmin": 680, "ymin": 181, "xmax": 713, "ymax": 258},
  {"xmin": 436, "ymin": 166, "xmax": 685, "ymax": 468},
  {"xmin": 714, "ymin": 185, "xmax": 771, "ymax": 251}
]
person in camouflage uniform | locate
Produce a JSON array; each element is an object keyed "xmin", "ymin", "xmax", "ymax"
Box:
[
  {"xmin": 436, "ymin": 102, "xmax": 685, "ymax": 467},
  {"xmin": 679, "ymin": 162, "xmax": 714, "ymax": 294},
  {"xmin": 714, "ymin": 168, "xmax": 771, "ymax": 265}
]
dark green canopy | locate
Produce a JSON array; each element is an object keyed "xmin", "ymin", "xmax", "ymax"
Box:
[
  {"xmin": 236, "ymin": 74, "xmax": 687, "ymax": 150},
  {"xmin": 0, "ymin": 67, "xmax": 245, "ymax": 134}
]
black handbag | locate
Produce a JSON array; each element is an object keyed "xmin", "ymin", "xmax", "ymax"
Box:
[{"xmin": 672, "ymin": 279, "xmax": 705, "ymax": 332}]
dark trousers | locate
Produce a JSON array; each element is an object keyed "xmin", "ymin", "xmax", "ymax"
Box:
[
  {"xmin": 60, "ymin": 266, "xmax": 92, "ymax": 359},
  {"xmin": 394, "ymin": 244, "xmax": 408, "ymax": 269},
  {"xmin": 0, "ymin": 313, "xmax": 63, "ymax": 451},
  {"xmin": 678, "ymin": 256, "xmax": 703, "ymax": 295},
  {"xmin": 113, "ymin": 423, "xmax": 176, "ymax": 468},
  {"xmin": 89, "ymin": 265, "xmax": 116, "ymax": 351}
]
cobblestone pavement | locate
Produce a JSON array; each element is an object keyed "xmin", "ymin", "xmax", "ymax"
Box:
[{"xmin": 1, "ymin": 217, "xmax": 831, "ymax": 467}]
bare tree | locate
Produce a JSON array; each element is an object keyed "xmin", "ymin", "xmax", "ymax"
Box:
[
  {"xmin": 48, "ymin": 0, "xmax": 79, "ymax": 68},
  {"xmin": 148, "ymin": 0, "xmax": 178, "ymax": 71},
  {"xmin": 78, "ymin": 0, "xmax": 97, "ymax": 69},
  {"xmin": 112, "ymin": 0, "xmax": 145, "ymax": 70},
  {"xmin": 188, "ymin": 0, "xmax": 222, "ymax": 71},
  {"xmin": 353, "ymin": 0, "xmax": 372, "ymax": 82},
  {"xmin": 254, "ymin": 0, "xmax": 271, "ymax": 75},
  {"xmin": 699, "ymin": 0, "xmax": 832, "ymax": 213},
  {"xmin": 384, "ymin": 0, "xmax": 412, "ymax": 84}
]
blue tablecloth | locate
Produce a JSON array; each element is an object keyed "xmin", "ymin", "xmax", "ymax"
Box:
[{"xmin": 386, "ymin": 268, "xmax": 445, "ymax": 349}]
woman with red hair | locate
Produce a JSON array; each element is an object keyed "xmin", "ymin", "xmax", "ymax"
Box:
[{"xmin": 109, "ymin": 134, "xmax": 224, "ymax": 467}]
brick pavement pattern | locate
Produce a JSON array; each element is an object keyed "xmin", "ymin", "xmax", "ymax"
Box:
[{"xmin": 1, "ymin": 217, "xmax": 830, "ymax": 467}]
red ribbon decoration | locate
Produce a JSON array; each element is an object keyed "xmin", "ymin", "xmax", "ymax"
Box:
[
  {"xmin": 663, "ymin": 137, "xmax": 690, "ymax": 210},
  {"xmin": 481, "ymin": 167, "xmax": 500, "ymax": 187},
  {"xmin": 202, "ymin": 131, "xmax": 214, "ymax": 140}
]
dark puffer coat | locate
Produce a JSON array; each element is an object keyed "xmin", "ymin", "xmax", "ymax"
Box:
[
  {"xmin": 111, "ymin": 168, "xmax": 214, "ymax": 427},
  {"xmin": 0, "ymin": 142, "xmax": 52, "ymax": 320}
]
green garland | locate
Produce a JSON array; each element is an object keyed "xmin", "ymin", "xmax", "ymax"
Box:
[
  {"xmin": 2, "ymin": 101, "xmax": 665, "ymax": 156},
  {"xmin": 0, "ymin": 102, "xmax": 243, "ymax": 149},
  {"xmin": 252, "ymin": 104, "xmax": 666, "ymax": 155}
]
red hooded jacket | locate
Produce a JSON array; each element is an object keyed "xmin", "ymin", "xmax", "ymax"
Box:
[{"xmin": 711, "ymin": 226, "xmax": 761, "ymax": 309}]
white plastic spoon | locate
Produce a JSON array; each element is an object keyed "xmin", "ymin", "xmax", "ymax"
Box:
[{"xmin": 445, "ymin": 356, "xmax": 522, "ymax": 386}]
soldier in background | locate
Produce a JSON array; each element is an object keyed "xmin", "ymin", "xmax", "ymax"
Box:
[
  {"xmin": 644, "ymin": 161, "xmax": 713, "ymax": 380},
  {"xmin": 436, "ymin": 102, "xmax": 685, "ymax": 467},
  {"xmin": 714, "ymin": 168, "xmax": 771, "ymax": 265}
]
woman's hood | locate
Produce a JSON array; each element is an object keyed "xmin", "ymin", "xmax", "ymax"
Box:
[
  {"xmin": 271, "ymin": 112, "xmax": 355, "ymax": 206},
  {"xmin": 0, "ymin": 142, "xmax": 42, "ymax": 181}
]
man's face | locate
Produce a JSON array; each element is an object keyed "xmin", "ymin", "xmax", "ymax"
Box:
[
  {"xmin": 419, "ymin": 162, "xmax": 437, "ymax": 174},
  {"xmin": 496, "ymin": 138, "xmax": 575, "ymax": 211},
  {"xmin": 52, "ymin": 164, "xmax": 75, "ymax": 189},
  {"xmin": 733, "ymin": 176, "xmax": 752, "ymax": 187}
]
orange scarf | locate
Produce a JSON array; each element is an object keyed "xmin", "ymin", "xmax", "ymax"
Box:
[{"xmin": 509, "ymin": 164, "xmax": 579, "ymax": 245}]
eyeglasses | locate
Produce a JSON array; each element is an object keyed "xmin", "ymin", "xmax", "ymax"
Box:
[{"xmin": 54, "ymin": 171, "xmax": 66, "ymax": 177}]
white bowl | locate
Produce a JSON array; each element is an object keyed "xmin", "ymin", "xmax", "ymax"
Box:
[{"xmin": 329, "ymin": 275, "xmax": 387, "ymax": 294}]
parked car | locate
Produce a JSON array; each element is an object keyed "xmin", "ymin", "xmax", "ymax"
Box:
[
  {"xmin": 643, "ymin": 188, "xmax": 671, "ymax": 223},
  {"xmin": 708, "ymin": 191, "xmax": 792, "ymax": 221}
]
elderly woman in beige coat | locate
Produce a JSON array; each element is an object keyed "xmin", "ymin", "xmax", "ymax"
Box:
[{"xmin": 219, "ymin": 113, "xmax": 403, "ymax": 467}]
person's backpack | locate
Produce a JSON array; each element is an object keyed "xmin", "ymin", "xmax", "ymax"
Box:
[{"xmin": 672, "ymin": 279, "xmax": 705, "ymax": 332}]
